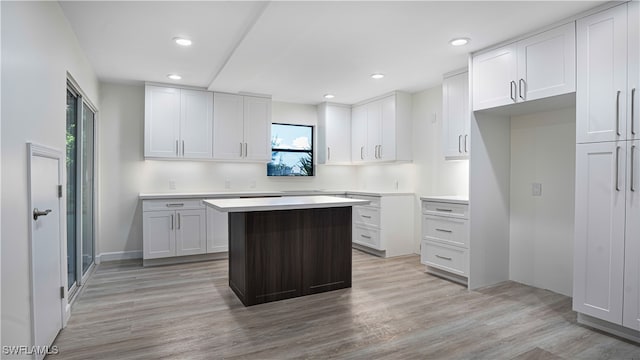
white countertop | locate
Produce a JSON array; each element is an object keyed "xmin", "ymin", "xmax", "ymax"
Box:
[
  {"xmin": 203, "ymin": 195, "xmax": 370, "ymax": 212},
  {"xmin": 139, "ymin": 190, "xmax": 414, "ymax": 200},
  {"xmin": 420, "ymin": 195, "xmax": 469, "ymax": 204}
]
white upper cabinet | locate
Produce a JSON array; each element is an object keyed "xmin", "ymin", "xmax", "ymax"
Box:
[
  {"xmin": 350, "ymin": 92, "xmax": 412, "ymax": 163},
  {"xmin": 213, "ymin": 93, "xmax": 271, "ymax": 162},
  {"xmin": 472, "ymin": 22, "xmax": 576, "ymax": 111},
  {"xmin": 442, "ymin": 70, "xmax": 470, "ymax": 158},
  {"xmin": 243, "ymin": 96, "xmax": 272, "ymax": 161},
  {"xmin": 472, "ymin": 44, "xmax": 517, "ymax": 110},
  {"xmin": 144, "ymin": 86, "xmax": 181, "ymax": 158},
  {"xmin": 517, "ymin": 22, "xmax": 576, "ymax": 102},
  {"xmin": 351, "ymin": 104, "xmax": 367, "ymax": 163},
  {"xmin": 628, "ymin": 0, "xmax": 639, "ymax": 141},
  {"xmin": 318, "ymin": 103, "xmax": 351, "ymax": 164},
  {"xmin": 576, "ymin": 5, "xmax": 628, "ymax": 143},
  {"xmin": 180, "ymin": 89, "xmax": 214, "ymax": 159},
  {"xmin": 145, "ymin": 85, "xmax": 213, "ymax": 159}
]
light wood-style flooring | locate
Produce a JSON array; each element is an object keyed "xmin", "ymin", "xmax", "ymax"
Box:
[{"xmin": 51, "ymin": 250, "xmax": 640, "ymax": 359}]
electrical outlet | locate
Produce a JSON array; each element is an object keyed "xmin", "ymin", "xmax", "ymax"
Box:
[
  {"xmin": 168, "ymin": 180, "xmax": 176, "ymax": 190},
  {"xmin": 225, "ymin": 179, "xmax": 231, "ymax": 189},
  {"xmin": 532, "ymin": 183, "xmax": 542, "ymax": 197}
]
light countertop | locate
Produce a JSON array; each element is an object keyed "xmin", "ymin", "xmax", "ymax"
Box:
[
  {"xmin": 139, "ymin": 190, "xmax": 414, "ymax": 200},
  {"xmin": 203, "ymin": 195, "xmax": 370, "ymax": 212},
  {"xmin": 420, "ymin": 195, "xmax": 469, "ymax": 204}
]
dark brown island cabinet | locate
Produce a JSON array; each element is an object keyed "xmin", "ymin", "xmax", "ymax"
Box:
[{"xmin": 203, "ymin": 196, "xmax": 369, "ymax": 306}]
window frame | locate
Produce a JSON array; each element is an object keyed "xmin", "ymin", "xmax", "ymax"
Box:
[{"xmin": 268, "ymin": 123, "xmax": 315, "ymax": 177}]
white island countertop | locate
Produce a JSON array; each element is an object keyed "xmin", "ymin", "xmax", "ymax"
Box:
[{"xmin": 203, "ymin": 195, "xmax": 370, "ymax": 212}]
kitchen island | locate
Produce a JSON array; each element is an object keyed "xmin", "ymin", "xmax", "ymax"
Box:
[{"xmin": 203, "ymin": 196, "xmax": 369, "ymax": 306}]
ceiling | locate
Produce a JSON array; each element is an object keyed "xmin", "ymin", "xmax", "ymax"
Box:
[{"xmin": 60, "ymin": 1, "xmax": 606, "ymax": 105}]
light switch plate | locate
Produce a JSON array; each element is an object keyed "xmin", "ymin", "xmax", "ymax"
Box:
[{"xmin": 532, "ymin": 183, "xmax": 542, "ymax": 196}]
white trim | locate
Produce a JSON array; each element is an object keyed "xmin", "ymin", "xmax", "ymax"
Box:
[
  {"xmin": 577, "ymin": 313, "xmax": 640, "ymax": 344},
  {"xmin": 27, "ymin": 143, "xmax": 66, "ymax": 360},
  {"xmin": 96, "ymin": 250, "xmax": 143, "ymax": 264}
]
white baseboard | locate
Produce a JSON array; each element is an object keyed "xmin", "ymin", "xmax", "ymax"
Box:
[{"xmin": 96, "ymin": 250, "xmax": 142, "ymax": 264}]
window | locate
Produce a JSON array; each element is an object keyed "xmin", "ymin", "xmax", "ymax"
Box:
[{"xmin": 268, "ymin": 123, "xmax": 314, "ymax": 176}]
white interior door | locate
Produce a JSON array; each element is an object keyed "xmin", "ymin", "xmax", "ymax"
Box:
[{"xmin": 28, "ymin": 143, "xmax": 64, "ymax": 360}]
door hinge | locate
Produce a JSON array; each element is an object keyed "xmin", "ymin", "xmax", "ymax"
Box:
[
  {"xmin": 57, "ymin": 185, "xmax": 63, "ymax": 198},
  {"xmin": 60, "ymin": 286, "xmax": 65, "ymax": 299}
]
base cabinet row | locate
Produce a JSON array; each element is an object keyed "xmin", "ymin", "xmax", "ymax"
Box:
[
  {"xmin": 420, "ymin": 199, "xmax": 469, "ymax": 284},
  {"xmin": 142, "ymin": 199, "xmax": 228, "ymax": 260}
]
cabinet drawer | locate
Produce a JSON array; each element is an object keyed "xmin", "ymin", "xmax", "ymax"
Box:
[
  {"xmin": 421, "ymin": 240, "xmax": 468, "ymax": 276},
  {"xmin": 353, "ymin": 226, "xmax": 382, "ymax": 250},
  {"xmin": 422, "ymin": 201, "xmax": 468, "ymax": 218},
  {"xmin": 423, "ymin": 215, "xmax": 468, "ymax": 248},
  {"xmin": 143, "ymin": 199, "xmax": 205, "ymax": 212},
  {"xmin": 347, "ymin": 194, "xmax": 380, "ymax": 208},
  {"xmin": 353, "ymin": 206, "xmax": 381, "ymax": 227}
]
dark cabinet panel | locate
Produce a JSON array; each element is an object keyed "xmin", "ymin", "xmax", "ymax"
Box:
[{"xmin": 228, "ymin": 207, "xmax": 352, "ymax": 306}]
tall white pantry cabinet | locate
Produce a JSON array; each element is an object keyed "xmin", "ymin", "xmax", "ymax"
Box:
[{"xmin": 573, "ymin": 1, "xmax": 640, "ymax": 334}]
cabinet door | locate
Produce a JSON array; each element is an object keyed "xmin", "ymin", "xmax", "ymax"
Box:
[
  {"xmin": 243, "ymin": 96, "xmax": 271, "ymax": 161},
  {"xmin": 213, "ymin": 93, "xmax": 244, "ymax": 160},
  {"xmin": 517, "ymin": 22, "xmax": 576, "ymax": 102},
  {"xmin": 379, "ymin": 95, "xmax": 397, "ymax": 161},
  {"xmin": 206, "ymin": 206, "xmax": 228, "ymax": 253},
  {"xmin": 351, "ymin": 105, "xmax": 367, "ymax": 163},
  {"xmin": 325, "ymin": 105, "xmax": 351, "ymax": 163},
  {"xmin": 366, "ymin": 100, "xmax": 382, "ymax": 161},
  {"xmin": 443, "ymin": 71, "xmax": 469, "ymax": 158},
  {"xmin": 144, "ymin": 86, "xmax": 180, "ymax": 158},
  {"xmin": 629, "ymin": 1, "xmax": 640, "ymax": 141},
  {"xmin": 180, "ymin": 89, "xmax": 213, "ymax": 159},
  {"xmin": 143, "ymin": 210, "xmax": 176, "ymax": 259},
  {"xmin": 472, "ymin": 44, "xmax": 518, "ymax": 111},
  {"xmin": 176, "ymin": 209, "xmax": 206, "ymax": 256},
  {"xmin": 624, "ymin": 140, "xmax": 640, "ymax": 330},
  {"xmin": 576, "ymin": 5, "xmax": 628, "ymax": 143},
  {"xmin": 574, "ymin": 142, "xmax": 626, "ymax": 324}
]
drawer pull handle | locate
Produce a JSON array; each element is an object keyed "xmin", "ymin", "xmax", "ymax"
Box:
[
  {"xmin": 360, "ymin": 235, "xmax": 372, "ymax": 239},
  {"xmin": 435, "ymin": 228, "xmax": 453, "ymax": 233},
  {"xmin": 436, "ymin": 254, "xmax": 452, "ymax": 261},
  {"xmin": 166, "ymin": 203, "xmax": 184, "ymax": 207},
  {"xmin": 435, "ymin": 208, "xmax": 453, "ymax": 212},
  {"xmin": 361, "ymin": 215, "xmax": 372, "ymax": 219}
]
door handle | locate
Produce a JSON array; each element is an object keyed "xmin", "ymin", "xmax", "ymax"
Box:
[
  {"xmin": 170, "ymin": 214, "xmax": 174, "ymax": 230},
  {"xmin": 632, "ymin": 145, "xmax": 636, "ymax": 192},
  {"xmin": 616, "ymin": 145, "xmax": 621, "ymax": 192},
  {"xmin": 240, "ymin": 142, "xmax": 243, "ymax": 157},
  {"xmin": 435, "ymin": 228, "xmax": 453, "ymax": 233},
  {"xmin": 327, "ymin": 147, "xmax": 331, "ymax": 161},
  {"xmin": 361, "ymin": 146, "xmax": 364, "ymax": 160},
  {"xmin": 182, "ymin": 140, "xmax": 185, "ymax": 156},
  {"xmin": 177, "ymin": 213, "xmax": 181, "ymax": 230},
  {"xmin": 616, "ymin": 90, "xmax": 621, "ymax": 136},
  {"xmin": 458, "ymin": 135, "xmax": 462, "ymax": 153},
  {"xmin": 378, "ymin": 145, "xmax": 383, "ymax": 159},
  {"xmin": 176, "ymin": 140, "xmax": 179, "ymax": 156},
  {"xmin": 435, "ymin": 254, "xmax": 453, "ymax": 261},
  {"xmin": 33, "ymin": 208, "xmax": 52, "ymax": 220},
  {"xmin": 519, "ymin": 79, "xmax": 526, "ymax": 100},
  {"xmin": 632, "ymin": 88, "xmax": 636, "ymax": 136},
  {"xmin": 464, "ymin": 134, "xmax": 468, "ymax": 153},
  {"xmin": 510, "ymin": 81, "xmax": 516, "ymax": 102},
  {"xmin": 244, "ymin": 143, "xmax": 248, "ymax": 157}
]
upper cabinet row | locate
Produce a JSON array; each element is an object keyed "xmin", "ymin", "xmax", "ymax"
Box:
[
  {"xmin": 576, "ymin": 3, "xmax": 639, "ymax": 143},
  {"xmin": 144, "ymin": 85, "xmax": 271, "ymax": 161},
  {"xmin": 318, "ymin": 92, "xmax": 413, "ymax": 164},
  {"xmin": 472, "ymin": 22, "xmax": 576, "ymax": 111}
]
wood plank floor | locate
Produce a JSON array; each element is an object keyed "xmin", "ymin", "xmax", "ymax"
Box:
[{"xmin": 51, "ymin": 250, "xmax": 640, "ymax": 359}]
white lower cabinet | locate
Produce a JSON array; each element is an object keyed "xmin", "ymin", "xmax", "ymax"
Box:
[
  {"xmin": 142, "ymin": 199, "xmax": 206, "ymax": 260},
  {"xmin": 206, "ymin": 206, "xmax": 229, "ymax": 253},
  {"xmin": 348, "ymin": 193, "xmax": 413, "ymax": 257},
  {"xmin": 574, "ymin": 141, "xmax": 639, "ymax": 330},
  {"xmin": 420, "ymin": 198, "xmax": 469, "ymax": 283}
]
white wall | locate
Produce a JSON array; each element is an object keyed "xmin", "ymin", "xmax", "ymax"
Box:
[
  {"xmin": 509, "ymin": 107, "xmax": 575, "ymax": 297},
  {"xmin": 1, "ymin": 1, "xmax": 99, "ymax": 351},
  {"xmin": 98, "ymin": 83, "xmax": 358, "ymax": 255}
]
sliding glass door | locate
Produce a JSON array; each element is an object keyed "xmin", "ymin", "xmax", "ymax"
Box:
[{"xmin": 66, "ymin": 81, "xmax": 97, "ymax": 295}]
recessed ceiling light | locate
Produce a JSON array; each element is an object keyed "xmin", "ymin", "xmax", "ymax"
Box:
[
  {"xmin": 450, "ymin": 38, "xmax": 470, "ymax": 46},
  {"xmin": 323, "ymin": 94, "xmax": 335, "ymax": 99},
  {"xmin": 167, "ymin": 74, "xmax": 182, "ymax": 80},
  {"xmin": 174, "ymin": 37, "xmax": 192, "ymax": 46},
  {"xmin": 371, "ymin": 73, "xmax": 385, "ymax": 80}
]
